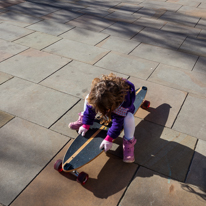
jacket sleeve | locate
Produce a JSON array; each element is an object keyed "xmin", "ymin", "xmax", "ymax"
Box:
[
  {"xmin": 107, "ymin": 113, "xmax": 124, "ymax": 139},
  {"xmin": 82, "ymin": 104, "xmax": 96, "ymax": 125}
]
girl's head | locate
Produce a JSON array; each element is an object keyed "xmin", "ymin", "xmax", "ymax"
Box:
[{"xmin": 87, "ymin": 73, "xmax": 129, "ymax": 122}]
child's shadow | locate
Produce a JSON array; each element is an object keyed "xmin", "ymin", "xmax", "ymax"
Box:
[{"xmin": 62, "ymin": 104, "xmax": 206, "ymax": 199}]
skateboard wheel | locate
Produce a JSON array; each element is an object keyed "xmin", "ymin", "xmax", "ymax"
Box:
[
  {"xmin": 141, "ymin": 100, "xmax": 150, "ymax": 109},
  {"xmin": 54, "ymin": 159, "xmax": 63, "ymax": 172},
  {"xmin": 77, "ymin": 172, "xmax": 89, "ymax": 185}
]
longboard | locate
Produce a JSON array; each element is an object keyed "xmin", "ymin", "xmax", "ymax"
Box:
[{"xmin": 54, "ymin": 86, "xmax": 150, "ymax": 184}]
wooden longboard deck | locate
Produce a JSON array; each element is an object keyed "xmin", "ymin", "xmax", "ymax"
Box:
[{"xmin": 62, "ymin": 86, "xmax": 148, "ymax": 172}]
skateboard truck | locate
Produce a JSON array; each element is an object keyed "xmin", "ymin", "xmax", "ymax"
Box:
[{"xmin": 54, "ymin": 159, "xmax": 89, "ymax": 185}]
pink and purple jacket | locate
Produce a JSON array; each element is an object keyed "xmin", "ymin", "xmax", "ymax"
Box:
[{"xmin": 82, "ymin": 80, "xmax": 136, "ymax": 141}]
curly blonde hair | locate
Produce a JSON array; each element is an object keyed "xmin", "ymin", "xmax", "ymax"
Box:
[{"xmin": 87, "ymin": 73, "xmax": 129, "ymax": 123}]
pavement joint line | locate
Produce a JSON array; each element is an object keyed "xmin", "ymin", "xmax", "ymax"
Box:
[
  {"xmin": 48, "ymin": 98, "xmax": 82, "ymax": 129},
  {"xmin": 191, "ymin": 56, "xmax": 200, "ymax": 71},
  {"xmin": 183, "ymin": 138, "xmax": 199, "ymax": 183},
  {"xmin": 39, "ymin": 36, "xmax": 63, "ymax": 50},
  {"xmin": 56, "ymin": 26, "xmax": 76, "ymax": 37},
  {"xmin": 117, "ymin": 165, "xmax": 141, "ymax": 206},
  {"xmin": 24, "ymin": 19, "xmax": 45, "ymax": 29},
  {"xmin": 171, "ymin": 92, "xmax": 189, "ymax": 129},
  {"xmin": 37, "ymin": 60, "xmax": 73, "ymax": 84},
  {"xmin": 11, "ymin": 30, "xmax": 36, "ymax": 43},
  {"xmin": 7, "ymin": 138, "xmax": 72, "ymax": 206},
  {"xmin": 0, "ymin": 45, "xmax": 30, "ymax": 63},
  {"xmin": 0, "ymin": 74, "xmax": 14, "ymax": 85},
  {"xmin": 92, "ymin": 50, "xmax": 111, "ymax": 65},
  {"xmin": 0, "ymin": 113, "xmax": 15, "ymax": 129},
  {"xmin": 146, "ymin": 62, "xmax": 160, "ymax": 81},
  {"xmin": 94, "ymin": 35, "xmax": 110, "ymax": 46},
  {"xmin": 127, "ymin": 42, "xmax": 141, "ymax": 55}
]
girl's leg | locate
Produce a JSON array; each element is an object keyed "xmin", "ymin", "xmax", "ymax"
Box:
[
  {"xmin": 124, "ymin": 112, "xmax": 135, "ymax": 140},
  {"xmin": 123, "ymin": 112, "xmax": 136, "ymax": 163},
  {"xmin": 68, "ymin": 94, "xmax": 89, "ymax": 130}
]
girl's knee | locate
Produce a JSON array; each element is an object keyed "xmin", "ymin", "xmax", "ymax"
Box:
[{"xmin": 124, "ymin": 112, "xmax": 134, "ymax": 124}]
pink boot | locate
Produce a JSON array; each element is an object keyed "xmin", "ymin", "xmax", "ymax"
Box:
[
  {"xmin": 123, "ymin": 137, "xmax": 137, "ymax": 163},
  {"xmin": 68, "ymin": 113, "xmax": 83, "ymax": 130}
]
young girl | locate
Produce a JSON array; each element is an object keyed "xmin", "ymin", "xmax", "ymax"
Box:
[{"xmin": 69, "ymin": 73, "xmax": 136, "ymax": 163}]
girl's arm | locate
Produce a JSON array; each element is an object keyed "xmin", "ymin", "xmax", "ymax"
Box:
[
  {"xmin": 107, "ymin": 113, "xmax": 124, "ymax": 140},
  {"xmin": 82, "ymin": 104, "xmax": 96, "ymax": 126}
]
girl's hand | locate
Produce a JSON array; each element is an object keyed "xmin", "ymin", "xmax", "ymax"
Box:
[
  {"xmin": 99, "ymin": 139, "xmax": 113, "ymax": 152},
  {"xmin": 78, "ymin": 126, "xmax": 88, "ymax": 136}
]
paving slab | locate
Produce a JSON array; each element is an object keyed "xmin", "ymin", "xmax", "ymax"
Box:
[
  {"xmin": 7, "ymin": 1, "xmax": 59, "ymax": 17},
  {"xmin": 101, "ymin": 22, "xmax": 144, "ymax": 39},
  {"xmin": 120, "ymin": 167, "xmax": 206, "ymax": 206},
  {"xmin": 134, "ymin": 17, "xmax": 167, "ymax": 29},
  {"xmin": 40, "ymin": 60, "xmax": 128, "ymax": 98},
  {"xmin": 0, "ymin": 117, "xmax": 69, "ymax": 206},
  {"xmin": 95, "ymin": 51, "xmax": 159, "ymax": 79},
  {"xmin": 179, "ymin": 37, "xmax": 206, "ymax": 56},
  {"xmin": 179, "ymin": 5, "xmax": 206, "ymax": 19},
  {"xmin": 132, "ymin": 27, "xmax": 187, "ymax": 49},
  {"xmin": 131, "ymin": 43, "xmax": 198, "ymax": 70},
  {"xmin": 193, "ymin": 56, "xmax": 206, "ymax": 74},
  {"xmin": 14, "ymin": 32, "xmax": 61, "ymax": 50},
  {"xmin": 0, "ymin": 11, "xmax": 42, "ymax": 27},
  {"xmin": 0, "ymin": 39, "xmax": 28, "ymax": 63},
  {"xmin": 173, "ymin": 94, "xmax": 206, "ymax": 141},
  {"xmin": 195, "ymin": 18, "xmax": 206, "ymax": 30},
  {"xmin": 198, "ymin": 28, "xmax": 206, "ymax": 39},
  {"xmin": 109, "ymin": 2, "xmax": 142, "ymax": 14},
  {"xmin": 148, "ymin": 63, "xmax": 206, "ymax": 97},
  {"xmin": 59, "ymin": 27, "xmax": 109, "ymax": 46},
  {"xmin": 11, "ymin": 141, "xmax": 138, "ymax": 206},
  {"xmin": 79, "ymin": 7, "xmax": 113, "ymax": 17},
  {"xmin": 0, "ymin": 22, "xmax": 33, "ymax": 41},
  {"xmin": 159, "ymin": 10, "xmax": 200, "ymax": 27},
  {"xmin": 43, "ymin": 39, "xmax": 110, "ymax": 65},
  {"xmin": 167, "ymin": 0, "xmax": 201, "ymax": 7},
  {"xmin": 96, "ymin": 36, "xmax": 140, "ymax": 54},
  {"xmin": 0, "ymin": 72, "xmax": 13, "ymax": 85},
  {"xmin": 139, "ymin": 1, "xmax": 182, "ymax": 11},
  {"xmin": 78, "ymin": 0, "xmax": 120, "ymax": 10},
  {"xmin": 198, "ymin": 2, "xmax": 206, "ymax": 9},
  {"xmin": 67, "ymin": 14, "xmax": 114, "ymax": 32},
  {"xmin": 161, "ymin": 22, "xmax": 201, "ymax": 38},
  {"xmin": 42, "ymin": 9, "xmax": 83, "ymax": 23},
  {"xmin": 129, "ymin": 76, "xmax": 187, "ymax": 128},
  {"xmin": 130, "ymin": 119, "xmax": 196, "ymax": 181},
  {"xmin": 0, "ymin": 48, "xmax": 70, "ymax": 83},
  {"xmin": 0, "ymin": 110, "xmax": 14, "ymax": 128},
  {"xmin": 50, "ymin": 100, "xmax": 85, "ymax": 138},
  {"xmin": 105, "ymin": 11, "xmax": 139, "ymax": 23},
  {"xmin": 0, "ymin": 77, "xmax": 79, "ymax": 127},
  {"xmin": 133, "ymin": 7, "xmax": 166, "ymax": 19},
  {"xmin": 186, "ymin": 139, "xmax": 206, "ymax": 192},
  {"xmin": 26, "ymin": 20, "xmax": 75, "ymax": 36}
]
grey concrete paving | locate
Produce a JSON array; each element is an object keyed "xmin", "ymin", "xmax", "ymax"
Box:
[
  {"xmin": 95, "ymin": 51, "xmax": 159, "ymax": 79},
  {"xmin": 43, "ymin": 38, "xmax": 110, "ymax": 64},
  {"xmin": 14, "ymin": 32, "xmax": 61, "ymax": 50},
  {"xmin": 0, "ymin": 117, "xmax": 69, "ymax": 205},
  {"xmin": 0, "ymin": 48, "xmax": 70, "ymax": 83},
  {"xmin": 0, "ymin": 0, "xmax": 206, "ymax": 206},
  {"xmin": 131, "ymin": 43, "xmax": 198, "ymax": 70},
  {"xmin": 26, "ymin": 20, "xmax": 75, "ymax": 36},
  {"xmin": 40, "ymin": 60, "xmax": 128, "ymax": 97},
  {"xmin": 0, "ymin": 22, "xmax": 34, "ymax": 41},
  {"xmin": 173, "ymin": 94, "xmax": 206, "ymax": 141},
  {"xmin": 0, "ymin": 39, "xmax": 28, "ymax": 62},
  {"xmin": 59, "ymin": 27, "xmax": 109, "ymax": 45},
  {"xmin": 132, "ymin": 27, "xmax": 187, "ymax": 49}
]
